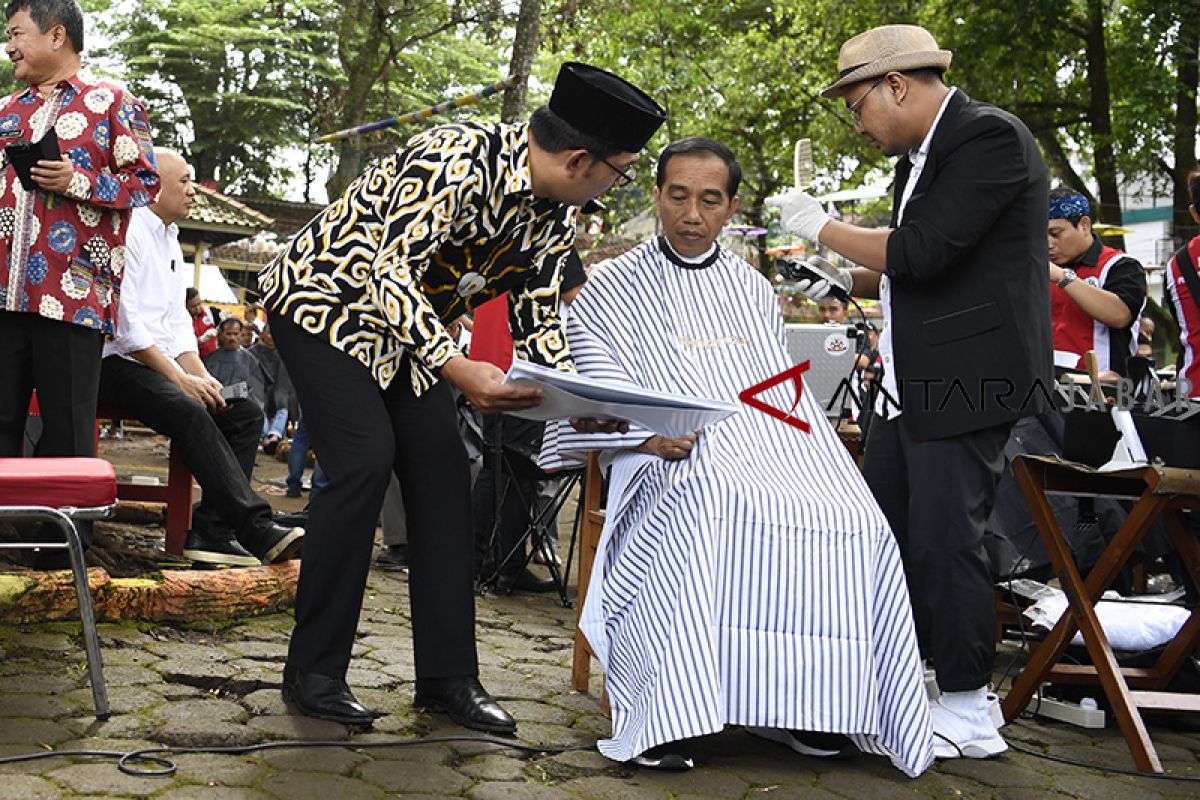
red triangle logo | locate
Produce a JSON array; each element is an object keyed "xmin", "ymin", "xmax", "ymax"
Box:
[{"xmin": 738, "ymin": 361, "xmax": 812, "ymax": 433}]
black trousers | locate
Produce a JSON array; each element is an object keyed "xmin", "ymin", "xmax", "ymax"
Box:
[
  {"xmin": 97, "ymin": 356, "xmax": 274, "ymax": 543},
  {"xmin": 0, "ymin": 310, "xmax": 103, "ymax": 458},
  {"xmin": 271, "ymin": 313, "xmax": 478, "ymax": 680},
  {"xmin": 862, "ymin": 414, "xmax": 1012, "ymax": 693}
]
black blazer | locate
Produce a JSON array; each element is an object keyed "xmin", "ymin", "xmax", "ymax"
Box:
[{"xmin": 884, "ymin": 90, "xmax": 1053, "ymax": 441}]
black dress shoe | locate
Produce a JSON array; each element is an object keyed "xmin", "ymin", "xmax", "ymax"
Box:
[
  {"xmin": 494, "ymin": 568, "xmax": 556, "ymax": 595},
  {"xmin": 282, "ymin": 665, "xmax": 379, "ymax": 726},
  {"xmin": 412, "ymin": 676, "xmax": 516, "ymax": 734},
  {"xmin": 632, "ymin": 742, "xmax": 695, "ymax": 770}
]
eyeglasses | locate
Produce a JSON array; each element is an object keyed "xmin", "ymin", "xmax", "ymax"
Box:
[
  {"xmin": 599, "ymin": 157, "xmax": 637, "ymax": 187},
  {"xmin": 846, "ymin": 76, "xmax": 887, "ymax": 122}
]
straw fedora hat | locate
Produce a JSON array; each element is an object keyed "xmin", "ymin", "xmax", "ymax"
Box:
[{"xmin": 821, "ymin": 24, "xmax": 952, "ymax": 97}]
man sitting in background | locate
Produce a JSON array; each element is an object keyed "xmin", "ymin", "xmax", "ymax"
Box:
[
  {"xmin": 186, "ymin": 287, "xmax": 220, "ymax": 359},
  {"xmin": 205, "ymin": 317, "xmax": 269, "ymax": 412},
  {"xmin": 99, "ymin": 149, "xmax": 302, "ymax": 567},
  {"xmin": 1047, "ymin": 187, "xmax": 1146, "ymax": 380},
  {"xmin": 541, "ymin": 137, "xmax": 931, "ymax": 776}
]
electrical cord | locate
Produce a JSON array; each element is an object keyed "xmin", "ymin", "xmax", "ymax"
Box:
[
  {"xmin": 0, "ymin": 734, "xmax": 594, "ymax": 779},
  {"xmin": 1003, "ymin": 720, "xmax": 1200, "ymax": 782}
]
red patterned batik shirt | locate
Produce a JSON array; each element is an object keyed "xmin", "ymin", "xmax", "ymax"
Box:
[{"xmin": 0, "ymin": 69, "xmax": 158, "ymax": 335}]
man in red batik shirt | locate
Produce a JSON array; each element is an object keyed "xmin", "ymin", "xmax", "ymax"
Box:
[{"xmin": 0, "ymin": 0, "xmax": 158, "ymax": 468}]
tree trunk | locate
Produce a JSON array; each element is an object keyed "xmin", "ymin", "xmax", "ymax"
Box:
[
  {"xmin": 500, "ymin": 0, "xmax": 543, "ymax": 124},
  {"xmin": 1084, "ymin": 0, "xmax": 1124, "ymax": 248},
  {"xmin": 0, "ymin": 564, "xmax": 300, "ymax": 624},
  {"xmin": 1170, "ymin": 16, "xmax": 1199, "ymax": 242}
]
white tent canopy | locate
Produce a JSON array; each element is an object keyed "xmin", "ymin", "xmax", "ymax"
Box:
[
  {"xmin": 196, "ymin": 262, "xmax": 238, "ymax": 304},
  {"xmin": 816, "ymin": 182, "xmax": 891, "ymax": 203}
]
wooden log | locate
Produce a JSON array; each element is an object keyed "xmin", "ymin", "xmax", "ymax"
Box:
[{"xmin": 0, "ymin": 562, "xmax": 299, "ymax": 624}]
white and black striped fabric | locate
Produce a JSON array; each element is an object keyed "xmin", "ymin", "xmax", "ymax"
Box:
[{"xmin": 542, "ymin": 240, "xmax": 933, "ymax": 777}]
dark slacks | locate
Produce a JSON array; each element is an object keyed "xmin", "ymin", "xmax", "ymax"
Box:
[
  {"xmin": 271, "ymin": 313, "xmax": 478, "ymax": 680},
  {"xmin": 97, "ymin": 356, "xmax": 274, "ymax": 542},
  {"xmin": 0, "ymin": 310, "xmax": 103, "ymax": 458},
  {"xmin": 862, "ymin": 413, "xmax": 1012, "ymax": 693}
]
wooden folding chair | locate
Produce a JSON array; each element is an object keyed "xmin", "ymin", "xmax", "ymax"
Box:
[{"xmin": 1002, "ymin": 454, "xmax": 1200, "ymax": 773}]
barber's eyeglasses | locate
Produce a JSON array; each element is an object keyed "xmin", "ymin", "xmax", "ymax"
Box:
[
  {"xmin": 599, "ymin": 157, "xmax": 637, "ymax": 187},
  {"xmin": 846, "ymin": 76, "xmax": 887, "ymax": 122}
]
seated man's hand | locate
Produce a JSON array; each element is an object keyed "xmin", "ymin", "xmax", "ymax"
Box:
[
  {"xmin": 570, "ymin": 417, "xmax": 629, "ymax": 434},
  {"xmin": 767, "ymin": 189, "xmax": 831, "ymax": 242},
  {"xmin": 441, "ymin": 356, "xmax": 542, "ymax": 413},
  {"xmin": 30, "ymin": 156, "xmax": 76, "ymax": 196},
  {"xmin": 637, "ymin": 432, "xmax": 698, "ymax": 460},
  {"xmin": 179, "ymin": 373, "xmax": 225, "ymax": 412}
]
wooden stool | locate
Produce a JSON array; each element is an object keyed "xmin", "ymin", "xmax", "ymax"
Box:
[
  {"xmin": 98, "ymin": 406, "xmax": 195, "ymax": 556},
  {"xmin": 1002, "ymin": 454, "xmax": 1200, "ymax": 773},
  {"xmin": 571, "ymin": 452, "xmax": 609, "ymax": 712},
  {"xmin": 0, "ymin": 458, "xmax": 116, "ymax": 718}
]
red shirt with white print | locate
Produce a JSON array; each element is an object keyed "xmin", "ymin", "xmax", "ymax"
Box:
[{"xmin": 0, "ymin": 69, "xmax": 158, "ymax": 336}]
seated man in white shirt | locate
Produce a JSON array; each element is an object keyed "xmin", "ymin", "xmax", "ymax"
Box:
[{"xmin": 98, "ymin": 149, "xmax": 303, "ymax": 567}]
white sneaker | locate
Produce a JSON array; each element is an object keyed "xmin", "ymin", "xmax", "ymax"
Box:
[
  {"xmin": 930, "ymin": 695, "xmax": 1008, "ymax": 759},
  {"xmin": 745, "ymin": 726, "xmax": 844, "ymax": 757}
]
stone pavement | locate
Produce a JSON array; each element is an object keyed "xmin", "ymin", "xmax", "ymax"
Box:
[{"xmin": 2, "ymin": 564, "xmax": 1199, "ymax": 800}]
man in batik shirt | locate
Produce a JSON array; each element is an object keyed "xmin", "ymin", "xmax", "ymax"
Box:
[
  {"xmin": 0, "ymin": 0, "xmax": 158, "ymax": 466},
  {"xmin": 260, "ymin": 62, "xmax": 664, "ymax": 732}
]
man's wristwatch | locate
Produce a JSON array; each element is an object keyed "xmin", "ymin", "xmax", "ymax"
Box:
[{"xmin": 1057, "ymin": 268, "xmax": 1078, "ymax": 289}]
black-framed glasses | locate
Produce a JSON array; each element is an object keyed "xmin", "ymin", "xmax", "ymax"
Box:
[
  {"xmin": 599, "ymin": 157, "xmax": 637, "ymax": 187},
  {"xmin": 846, "ymin": 76, "xmax": 886, "ymax": 122}
]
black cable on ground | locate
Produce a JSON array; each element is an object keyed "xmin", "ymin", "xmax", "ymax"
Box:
[
  {"xmin": 0, "ymin": 735, "xmax": 595, "ymax": 779},
  {"xmin": 1003, "ymin": 723, "xmax": 1200, "ymax": 783}
]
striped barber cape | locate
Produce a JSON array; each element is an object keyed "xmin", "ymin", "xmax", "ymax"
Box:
[{"xmin": 541, "ymin": 239, "xmax": 934, "ymax": 777}]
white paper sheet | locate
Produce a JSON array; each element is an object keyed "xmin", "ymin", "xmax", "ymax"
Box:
[{"xmin": 503, "ymin": 359, "xmax": 738, "ymax": 438}]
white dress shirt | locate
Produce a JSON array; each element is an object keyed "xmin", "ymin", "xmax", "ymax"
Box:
[
  {"xmin": 104, "ymin": 206, "xmax": 195, "ymax": 368},
  {"xmin": 876, "ymin": 87, "xmax": 957, "ymax": 418}
]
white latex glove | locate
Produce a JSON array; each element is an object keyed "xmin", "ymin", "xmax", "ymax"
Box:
[{"xmin": 766, "ymin": 189, "xmax": 831, "ymax": 242}]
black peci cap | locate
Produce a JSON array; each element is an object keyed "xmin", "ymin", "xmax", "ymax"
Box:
[{"xmin": 548, "ymin": 62, "xmax": 667, "ymax": 153}]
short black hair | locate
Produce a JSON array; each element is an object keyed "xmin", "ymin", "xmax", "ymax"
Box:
[
  {"xmin": 655, "ymin": 136, "xmax": 742, "ymax": 198},
  {"xmin": 218, "ymin": 317, "xmax": 243, "ymax": 334},
  {"xmin": 1189, "ymin": 170, "xmax": 1200, "ymax": 211},
  {"xmin": 1049, "ymin": 185, "xmax": 1089, "ymax": 228},
  {"xmin": 528, "ymin": 105, "xmax": 621, "ymax": 161},
  {"xmin": 185, "ymin": 287, "xmax": 199, "ymax": 302},
  {"xmin": 6, "ymin": 0, "xmax": 84, "ymax": 53},
  {"xmin": 901, "ymin": 67, "xmax": 946, "ymax": 85}
]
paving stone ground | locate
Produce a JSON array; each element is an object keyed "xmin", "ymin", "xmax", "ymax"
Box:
[
  {"xmin": 3, "ymin": 566, "xmax": 1199, "ymax": 799},
  {"xmin": 1, "ymin": 435, "xmax": 1198, "ymax": 798}
]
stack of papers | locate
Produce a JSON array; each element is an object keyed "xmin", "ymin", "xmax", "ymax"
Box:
[{"xmin": 503, "ymin": 360, "xmax": 738, "ymax": 438}]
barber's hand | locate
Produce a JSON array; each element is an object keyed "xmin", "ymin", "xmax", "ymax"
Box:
[
  {"xmin": 637, "ymin": 432, "xmax": 698, "ymax": 461},
  {"xmin": 767, "ymin": 189, "xmax": 831, "ymax": 242},
  {"xmin": 30, "ymin": 156, "xmax": 76, "ymax": 195},
  {"xmin": 441, "ymin": 356, "xmax": 542, "ymax": 413},
  {"xmin": 570, "ymin": 417, "xmax": 629, "ymax": 434},
  {"xmin": 178, "ymin": 373, "xmax": 225, "ymax": 412},
  {"xmin": 795, "ymin": 254, "xmax": 852, "ymax": 302},
  {"xmin": 198, "ymin": 328, "xmax": 218, "ymax": 343}
]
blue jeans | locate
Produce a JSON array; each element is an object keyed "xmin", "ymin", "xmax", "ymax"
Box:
[
  {"xmin": 286, "ymin": 415, "xmax": 328, "ymax": 498},
  {"xmin": 263, "ymin": 407, "xmax": 288, "ymax": 440}
]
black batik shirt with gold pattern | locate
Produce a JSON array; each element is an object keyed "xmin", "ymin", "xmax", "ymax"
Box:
[{"xmin": 258, "ymin": 122, "xmax": 576, "ymax": 394}]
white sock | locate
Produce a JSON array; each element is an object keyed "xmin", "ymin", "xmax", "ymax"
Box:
[{"xmin": 939, "ymin": 687, "xmax": 988, "ymax": 716}]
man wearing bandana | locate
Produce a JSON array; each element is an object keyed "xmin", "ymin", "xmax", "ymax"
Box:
[{"xmin": 1046, "ymin": 187, "xmax": 1146, "ymax": 379}]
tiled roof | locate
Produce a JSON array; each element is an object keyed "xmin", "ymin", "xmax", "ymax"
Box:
[{"xmin": 183, "ymin": 185, "xmax": 274, "ymax": 234}]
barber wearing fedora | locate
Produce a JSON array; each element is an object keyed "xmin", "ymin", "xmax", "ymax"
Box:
[
  {"xmin": 770, "ymin": 25, "xmax": 1051, "ymax": 759},
  {"xmin": 259, "ymin": 62, "xmax": 665, "ymax": 731}
]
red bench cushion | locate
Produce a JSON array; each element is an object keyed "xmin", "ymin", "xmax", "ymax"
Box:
[{"xmin": 0, "ymin": 458, "xmax": 117, "ymax": 508}]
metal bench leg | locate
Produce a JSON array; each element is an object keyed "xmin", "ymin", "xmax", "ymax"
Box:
[{"xmin": 54, "ymin": 511, "xmax": 110, "ymax": 720}]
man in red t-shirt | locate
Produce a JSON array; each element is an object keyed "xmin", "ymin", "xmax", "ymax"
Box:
[
  {"xmin": 1047, "ymin": 187, "xmax": 1146, "ymax": 379},
  {"xmin": 1164, "ymin": 172, "xmax": 1200, "ymax": 399},
  {"xmin": 185, "ymin": 287, "xmax": 219, "ymax": 358}
]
